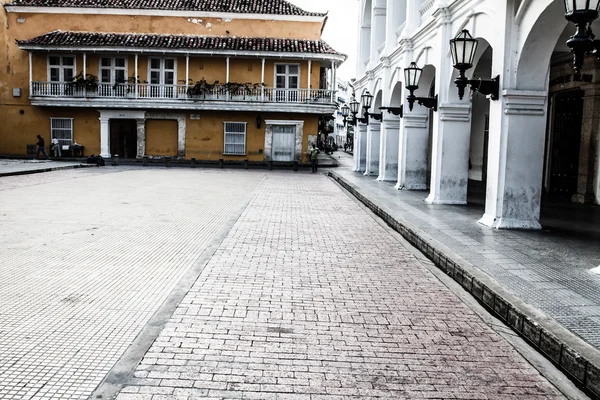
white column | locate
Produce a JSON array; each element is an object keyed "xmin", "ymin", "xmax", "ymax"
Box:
[
  {"xmin": 226, "ymin": 57, "xmax": 230, "ymax": 83},
  {"xmin": 99, "ymin": 117, "xmax": 110, "ymax": 158},
  {"xmin": 404, "ymin": 0, "xmax": 421, "ymax": 37},
  {"xmin": 354, "ymin": 122, "xmax": 368, "ymax": 172},
  {"xmin": 136, "ymin": 118, "xmax": 145, "ymax": 159},
  {"xmin": 83, "ymin": 53, "xmax": 87, "ymax": 78},
  {"xmin": 384, "ymin": 0, "xmax": 405, "ymax": 53},
  {"xmin": 397, "ymin": 112, "xmax": 429, "ymax": 189},
  {"xmin": 332, "ymin": 63, "xmax": 337, "ymax": 103},
  {"xmin": 28, "ymin": 52, "xmax": 32, "ymax": 96},
  {"xmin": 479, "ymin": 91, "xmax": 547, "ymax": 229},
  {"xmin": 308, "ymin": 60, "xmax": 312, "ymax": 90},
  {"xmin": 185, "ymin": 55, "xmax": 189, "ymax": 94},
  {"xmin": 369, "ymin": 2, "xmax": 386, "ymax": 66},
  {"xmin": 364, "ymin": 121, "xmax": 381, "ymax": 176},
  {"xmin": 378, "ymin": 117, "xmax": 400, "ymax": 181},
  {"xmin": 261, "ymin": 58, "xmax": 265, "ymax": 101},
  {"xmin": 135, "ymin": 54, "xmax": 139, "ymax": 98},
  {"xmin": 426, "ymin": 104, "xmax": 471, "ymax": 204}
]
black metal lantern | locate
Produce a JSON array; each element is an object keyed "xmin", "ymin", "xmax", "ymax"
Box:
[
  {"xmin": 564, "ymin": 0, "xmax": 600, "ymax": 76},
  {"xmin": 404, "ymin": 62, "xmax": 422, "ymax": 92},
  {"xmin": 449, "ymin": 29, "xmax": 499, "ymax": 101},
  {"xmin": 341, "ymin": 104, "xmax": 350, "ymax": 118},
  {"xmin": 403, "ymin": 62, "xmax": 438, "ymax": 112},
  {"xmin": 361, "ymin": 91, "xmax": 374, "ymax": 110},
  {"xmin": 349, "ymin": 98, "xmax": 360, "ymax": 115},
  {"xmin": 450, "ymin": 29, "xmax": 478, "ymax": 72},
  {"xmin": 256, "ymin": 115, "xmax": 262, "ymax": 129}
]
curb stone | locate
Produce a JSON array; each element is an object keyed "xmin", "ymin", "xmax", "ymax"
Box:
[
  {"xmin": 0, "ymin": 163, "xmax": 95, "ymax": 177},
  {"xmin": 328, "ymin": 170, "xmax": 600, "ymax": 400}
]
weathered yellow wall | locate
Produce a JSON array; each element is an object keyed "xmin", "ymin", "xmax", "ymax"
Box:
[
  {"xmin": 146, "ymin": 119, "xmax": 178, "ymax": 157},
  {"xmin": 6, "ymin": 13, "xmax": 323, "ymax": 41},
  {"xmin": 0, "ymin": 106, "xmax": 100, "ymax": 155},
  {"xmin": 186, "ymin": 112, "xmax": 318, "ymax": 162}
]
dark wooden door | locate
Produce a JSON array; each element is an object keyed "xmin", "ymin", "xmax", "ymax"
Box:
[
  {"xmin": 549, "ymin": 90, "xmax": 583, "ymax": 197},
  {"xmin": 110, "ymin": 119, "xmax": 137, "ymax": 159}
]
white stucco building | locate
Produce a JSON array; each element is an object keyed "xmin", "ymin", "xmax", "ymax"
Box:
[
  {"xmin": 353, "ymin": 0, "xmax": 600, "ymax": 229},
  {"xmin": 334, "ymin": 79, "xmax": 353, "ymax": 147}
]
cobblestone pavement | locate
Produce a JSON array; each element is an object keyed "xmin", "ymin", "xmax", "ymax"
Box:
[
  {"xmin": 330, "ymin": 151, "xmax": 600, "ymax": 349},
  {"xmin": 115, "ymin": 172, "xmax": 564, "ymax": 399},
  {"xmin": 0, "ymin": 168, "xmax": 265, "ymax": 399}
]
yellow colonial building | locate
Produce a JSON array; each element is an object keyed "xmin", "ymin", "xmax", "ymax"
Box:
[{"xmin": 0, "ymin": 0, "xmax": 345, "ymax": 163}]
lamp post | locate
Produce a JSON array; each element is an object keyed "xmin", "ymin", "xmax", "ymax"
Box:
[
  {"xmin": 403, "ymin": 62, "xmax": 438, "ymax": 112},
  {"xmin": 449, "ymin": 30, "xmax": 499, "ymax": 101},
  {"xmin": 563, "ymin": 0, "xmax": 600, "ymax": 76}
]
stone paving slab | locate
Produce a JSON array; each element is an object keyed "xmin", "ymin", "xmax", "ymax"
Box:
[
  {"xmin": 0, "ymin": 159, "xmax": 90, "ymax": 177},
  {"xmin": 0, "ymin": 168, "xmax": 266, "ymax": 399},
  {"xmin": 326, "ymin": 152, "xmax": 600, "ymax": 397},
  {"xmin": 114, "ymin": 173, "xmax": 566, "ymax": 400}
]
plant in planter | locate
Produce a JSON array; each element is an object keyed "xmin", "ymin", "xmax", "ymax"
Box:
[
  {"xmin": 113, "ymin": 76, "xmax": 146, "ymax": 95},
  {"xmin": 68, "ymin": 72, "xmax": 99, "ymax": 95},
  {"xmin": 187, "ymin": 79, "xmax": 219, "ymax": 99}
]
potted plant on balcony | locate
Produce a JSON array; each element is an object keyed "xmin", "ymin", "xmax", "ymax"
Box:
[
  {"xmin": 68, "ymin": 72, "xmax": 98, "ymax": 96},
  {"xmin": 187, "ymin": 78, "xmax": 218, "ymax": 99},
  {"xmin": 113, "ymin": 76, "xmax": 145, "ymax": 97}
]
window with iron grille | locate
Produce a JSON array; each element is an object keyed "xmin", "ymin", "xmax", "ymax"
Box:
[
  {"xmin": 223, "ymin": 122, "xmax": 247, "ymax": 155},
  {"xmin": 50, "ymin": 118, "xmax": 73, "ymax": 147}
]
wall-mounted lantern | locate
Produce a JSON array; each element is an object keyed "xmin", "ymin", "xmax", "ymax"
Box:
[
  {"xmin": 404, "ymin": 62, "xmax": 438, "ymax": 112},
  {"xmin": 256, "ymin": 115, "xmax": 263, "ymax": 129},
  {"xmin": 360, "ymin": 91, "xmax": 380, "ymax": 124},
  {"xmin": 563, "ymin": 0, "xmax": 600, "ymax": 76},
  {"xmin": 341, "ymin": 103, "xmax": 351, "ymax": 126},
  {"xmin": 449, "ymin": 29, "xmax": 499, "ymax": 101}
]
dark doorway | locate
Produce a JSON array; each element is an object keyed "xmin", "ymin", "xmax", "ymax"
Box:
[
  {"xmin": 110, "ymin": 119, "xmax": 137, "ymax": 159},
  {"xmin": 549, "ymin": 90, "xmax": 583, "ymax": 197}
]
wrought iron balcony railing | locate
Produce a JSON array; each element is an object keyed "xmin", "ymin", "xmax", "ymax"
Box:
[{"xmin": 30, "ymin": 82, "xmax": 336, "ymax": 105}]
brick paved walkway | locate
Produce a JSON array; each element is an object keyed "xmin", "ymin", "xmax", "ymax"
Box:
[
  {"xmin": 0, "ymin": 168, "xmax": 265, "ymax": 400},
  {"xmin": 330, "ymin": 151, "xmax": 600, "ymax": 351},
  {"xmin": 115, "ymin": 173, "xmax": 564, "ymax": 399}
]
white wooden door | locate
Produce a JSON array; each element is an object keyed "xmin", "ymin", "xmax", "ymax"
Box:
[{"xmin": 271, "ymin": 126, "xmax": 296, "ymax": 161}]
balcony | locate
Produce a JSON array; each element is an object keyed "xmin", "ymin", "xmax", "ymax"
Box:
[{"xmin": 29, "ymin": 82, "xmax": 338, "ymax": 114}]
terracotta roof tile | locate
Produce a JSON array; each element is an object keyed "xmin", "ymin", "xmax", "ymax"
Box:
[
  {"xmin": 7, "ymin": 0, "xmax": 326, "ymax": 16},
  {"xmin": 17, "ymin": 30, "xmax": 344, "ymax": 57}
]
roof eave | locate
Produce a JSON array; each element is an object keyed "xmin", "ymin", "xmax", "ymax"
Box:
[
  {"xmin": 17, "ymin": 44, "xmax": 346, "ymax": 63},
  {"xmin": 4, "ymin": 5, "xmax": 328, "ymax": 22}
]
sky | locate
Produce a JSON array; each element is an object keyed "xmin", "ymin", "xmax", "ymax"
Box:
[{"xmin": 286, "ymin": 0, "xmax": 358, "ymax": 81}]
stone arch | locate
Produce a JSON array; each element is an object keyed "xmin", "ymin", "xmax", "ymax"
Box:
[
  {"xmin": 389, "ymin": 81, "xmax": 403, "ymax": 108},
  {"xmin": 373, "ymin": 89, "xmax": 383, "ymax": 111},
  {"xmin": 515, "ymin": 0, "xmax": 566, "ymax": 90}
]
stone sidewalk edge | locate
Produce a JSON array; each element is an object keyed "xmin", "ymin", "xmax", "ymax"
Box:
[
  {"xmin": 0, "ymin": 163, "xmax": 95, "ymax": 178},
  {"xmin": 328, "ymin": 171, "xmax": 600, "ymax": 400}
]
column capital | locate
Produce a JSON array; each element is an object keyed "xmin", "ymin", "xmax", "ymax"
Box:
[
  {"xmin": 403, "ymin": 113, "xmax": 428, "ymax": 128},
  {"xmin": 381, "ymin": 118, "xmax": 400, "ymax": 129},
  {"xmin": 502, "ymin": 90, "xmax": 547, "ymax": 116},
  {"xmin": 439, "ymin": 103, "xmax": 471, "ymax": 122}
]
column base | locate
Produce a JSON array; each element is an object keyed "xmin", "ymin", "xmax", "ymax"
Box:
[
  {"xmin": 478, "ymin": 213, "xmax": 542, "ymax": 230},
  {"xmin": 425, "ymin": 193, "xmax": 467, "ymax": 205},
  {"xmin": 100, "ymin": 153, "xmax": 111, "ymax": 158},
  {"xmin": 571, "ymin": 193, "xmax": 596, "ymax": 204}
]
